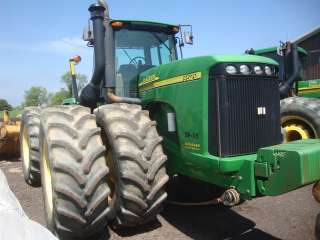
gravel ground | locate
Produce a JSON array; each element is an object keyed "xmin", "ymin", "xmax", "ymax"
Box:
[{"xmin": 0, "ymin": 158, "xmax": 319, "ymax": 240}]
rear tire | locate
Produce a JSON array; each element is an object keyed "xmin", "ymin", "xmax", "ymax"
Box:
[
  {"xmin": 281, "ymin": 97, "xmax": 320, "ymax": 142},
  {"xmin": 40, "ymin": 105, "xmax": 111, "ymax": 239},
  {"xmin": 20, "ymin": 107, "xmax": 41, "ymax": 187},
  {"xmin": 94, "ymin": 103, "xmax": 168, "ymax": 227}
]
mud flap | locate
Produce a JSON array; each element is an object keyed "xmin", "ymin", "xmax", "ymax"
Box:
[{"xmin": 255, "ymin": 139, "xmax": 320, "ymax": 196}]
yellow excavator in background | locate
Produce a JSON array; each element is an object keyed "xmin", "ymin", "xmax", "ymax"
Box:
[{"xmin": 0, "ymin": 110, "xmax": 20, "ymax": 158}]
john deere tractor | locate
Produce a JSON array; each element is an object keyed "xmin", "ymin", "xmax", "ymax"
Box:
[
  {"xmin": 247, "ymin": 42, "xmax": 320, "ymax": 142},
  {"xmin": 20, "ymin": 1, "xmax": 320, "ymax": 239}
]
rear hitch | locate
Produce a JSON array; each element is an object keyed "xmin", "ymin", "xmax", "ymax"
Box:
[{"xmin": 220, "ymin": 188, "xmax": 241, "ymax": 206}]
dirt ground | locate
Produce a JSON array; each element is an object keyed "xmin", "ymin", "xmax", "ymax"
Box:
[{"xmin": 1, "ymin": 158, "xmax": 319, "ymax": 240}]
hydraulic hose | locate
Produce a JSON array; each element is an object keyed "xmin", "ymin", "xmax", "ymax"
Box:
[{"xmin": 166, "ymin": 188, "xmax": 240, "ymax": 207}]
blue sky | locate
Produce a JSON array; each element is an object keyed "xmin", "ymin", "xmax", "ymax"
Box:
[{"xmin": 0, "ymin": 0, "xmax": 319, "ymax": 106}]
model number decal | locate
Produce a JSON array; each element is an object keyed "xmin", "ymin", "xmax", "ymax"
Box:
[
  {"xmin": 185, "ymin": 131, "xmax": 199, "ymax": 139},
  {"xmin": 139, "ymin": 71, "xmax": 202, "ymax": 91},
  {"xmin": 184, "ymin": 132, "xmax": 200, "ymax": 151},
  {"xmin": 182, "ymin": 72, "xmax": 202, "ymax": 81},
  {"xmin": 273, "ymin": 151, "xmax": 286, "ymax": 158}
]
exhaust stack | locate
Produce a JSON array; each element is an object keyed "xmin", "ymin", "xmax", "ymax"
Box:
[
  {"xmin": 80, "ymin": 3, "xmax": 106, "ymax": 109},
  {"xmin": 279, "ymin": 43, "xmax": 301, "ymax": 98},
  {"xmin": 80, "ymin": 1, "xmax": 141, "ymax": 108}
]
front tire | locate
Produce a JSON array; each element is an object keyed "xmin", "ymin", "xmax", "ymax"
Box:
[
  {"xmin": 94, "ymin": 103, "xmax": 168, "ymax": 227},
  {"xmin": 40, "ymin": 106, "xmax": 111, "ymax": 239},
  {"xmin": 20, "ymin": 107, "xmax": 41, "ymax": 187}
]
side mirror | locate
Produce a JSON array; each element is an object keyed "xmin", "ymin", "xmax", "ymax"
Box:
[
  {"xmin": 184, "ymin": 31, "xmax": 194, "ymax": 45},
  {"xmin": 83, "ymin": 24, "xmax": 94, "ymax": 43},
  {"xmin": 277, "ymin": 46, "xmax": 283, "ymax": 56}
]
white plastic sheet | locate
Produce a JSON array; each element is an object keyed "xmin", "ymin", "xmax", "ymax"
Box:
[{"xmin": 0, "ymin": 169, "xmax": 57, "ymax": 240}]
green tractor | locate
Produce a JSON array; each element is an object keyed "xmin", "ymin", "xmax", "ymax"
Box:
[
  {"xmin": 20, "ymin": 2, "xmax": 320, "ymax": 239},
  {"xmin": 247, "ymin": 42, "xmax": 320, "ymax": 142}
]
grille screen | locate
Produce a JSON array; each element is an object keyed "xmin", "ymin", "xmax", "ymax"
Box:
[{"xmin": 208, "ymin": 73, "xmax": 282, "ymax": 157}]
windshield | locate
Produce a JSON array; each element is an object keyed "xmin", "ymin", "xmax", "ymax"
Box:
[{"xmin": 114, "ymin": 29, "xmax": 177, "ymax": 97}]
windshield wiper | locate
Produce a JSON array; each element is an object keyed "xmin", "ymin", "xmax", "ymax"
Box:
[
  {"xmin": 151, "ymin": 33, "xmax": 171, "ymax": 52},
  {"xmin": 122, "ymin": 49, "xmax": 137, "ymax": 64}
]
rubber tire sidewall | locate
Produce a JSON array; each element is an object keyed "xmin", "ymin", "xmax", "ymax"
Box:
[
  {"xmin": 20, "ymin": 119, "xmax": 31, "ymax": 182},
  {"xmin": 20, "ymin": 108, "xmax": 41, "ymax": 187},
  {"xmin": 39, "ymin": 126, "xmax": 55, "ymax": 233}
]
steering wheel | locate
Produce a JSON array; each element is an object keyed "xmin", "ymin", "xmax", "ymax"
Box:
[{"xmin": 129, "ymin": 56, "xmax": 146, "ymax": 66}]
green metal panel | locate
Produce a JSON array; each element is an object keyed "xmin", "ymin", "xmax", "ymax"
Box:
[
  {"xmin": 137, "ymin": 54, "xmax": 277, "ymax": 199},
  {"xmin": 135, "ymin": 53, "xmax": 320, "ymax": 199},
  {"xmin": 256, "ymin": 139, "xmax": 320, "ymax": 196},
  {"xmin": 298, "ymin": 79, "xmax": 320, "ymax": 98}
]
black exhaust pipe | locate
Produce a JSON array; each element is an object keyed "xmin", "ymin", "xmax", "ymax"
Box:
[
  {"xmin": 279, "ymin": 43, "xmax": 301, "ymax": 99},
  {"xmin": 81, "ymin": 1, "xmax": 141, "ymax": 107},
  {"xmin": 80, "ymin": 3, "xmax": 106, "ymax": 109}
]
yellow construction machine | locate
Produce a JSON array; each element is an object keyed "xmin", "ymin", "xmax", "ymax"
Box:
[{"xmin": 0, "ymin": 110, "xmax": 20, "ymax": 158}]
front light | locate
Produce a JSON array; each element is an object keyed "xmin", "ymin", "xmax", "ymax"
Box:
[
  {"xmin": 240, "ymin": 65, "xmax": 250, "ymax": 75},
  {"xmin": 265, "ymin": 66, "xmax": 272, "ymax": 76},
  {"xmin": 253, "ymin": 65, "xmax": 263, "ymax": 75},
  {"xmin": 226, "ymin": 65, "xmax": 237, "ymax": 74}
]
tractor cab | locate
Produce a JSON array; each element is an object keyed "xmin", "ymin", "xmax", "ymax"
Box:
[
  {"xmin": 82, "ymin": 3, "xmax": 194, "ymax": 109},
  {"xmin": 251, "ymin": 43, "xmax": 307, "ymax": 82},
  {"xmin": 110, "ymin": 20, "xmax": 179, "ymax": 97},
  {"xmin": 246, "ymin": 42, "xmax": 308, "ymax": 98}
]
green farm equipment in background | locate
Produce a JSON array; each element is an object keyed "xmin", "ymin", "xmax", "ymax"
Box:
[
  {"xmin": 247, "ymin": 42, "xmax": 320, "ymax": 142},
  {"xmin": 19, "ymin": 1, "xmax": 320, "ymax": 239}
]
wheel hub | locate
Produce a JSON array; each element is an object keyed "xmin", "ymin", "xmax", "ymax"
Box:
[{"xmin": 284, "ymin": 124, "xmax": 310, "ymax": 142}]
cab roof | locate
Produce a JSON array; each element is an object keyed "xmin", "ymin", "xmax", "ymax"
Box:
[
  {"xmin": 254, "ymin": 46, "xmax": 308, "ymax": 56},
  {"xmin": 110, "ymin": 19, "xmax": 179, "ymax": 30}
]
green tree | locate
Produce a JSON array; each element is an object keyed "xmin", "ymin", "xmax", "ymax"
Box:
[
  {"xmin": 61, "ymin": 72, "xmax": 88, "ymax": 95},
  {"xmin": 0, "ymin": 99, "xmax": 12, "ymax": 111},
  {"xmin": 22, "ymin": 87, "xmax": 50, "ymax": 107},
  {"xmin": 50, "ymin": 88, "xmax": 71, "ymax": 106}
]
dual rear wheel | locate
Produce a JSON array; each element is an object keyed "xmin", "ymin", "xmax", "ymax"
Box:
[{"xmin": 21, "ymin": 104, "xmax": 168, "ymax": 240}]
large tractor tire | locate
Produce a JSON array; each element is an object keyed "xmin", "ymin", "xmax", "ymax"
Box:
[
  {"xmin": 94, "ymin": 103, "xmax": 168, "ymax": 227},
  {"xmin": 39, "ymin": 106, "xmax": 111, "ymax": 240},
  {"xmin": 20, "ymin": 107, "xmax": 41, "ymax": 187},
  {"xmin": 281, "ymin": 97, "xmax": 320, "ymax": 142}
]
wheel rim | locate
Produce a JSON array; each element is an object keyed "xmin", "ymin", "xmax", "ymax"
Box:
[
  {"xmin": 41, "ymin": 139, "xmax": 54, "ymax": 225},
  {"xmin": 22, "ymin": 126, "xmax": 30, "ymax": 174},
  {"xmin": 282, "ymin": 116, "xmax": 317, "ymax": 142},
  {"xmin": 284, "ymin": 124, "xmax": 310, "ymax": 142}
]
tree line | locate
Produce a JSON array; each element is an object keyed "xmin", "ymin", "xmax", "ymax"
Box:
[{"xmin": 0, "ymin": 72, "xmax": 88, "ymax": 115}]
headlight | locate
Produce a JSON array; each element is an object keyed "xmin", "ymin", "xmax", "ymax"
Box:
[
  {"xmin": 253, "ymin": 65, "xmax": 263, "ymax": 75},
  {"xmin": 265, "ymin": 66, "xmax": 272, "ymax": 76},
  {"xmin": 225, "ymin": 65, "xmax": 237, "ymax": 74},
  {"xmin": 240, "ymin": 65, "xmax": 250, "ymax": 75}
]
